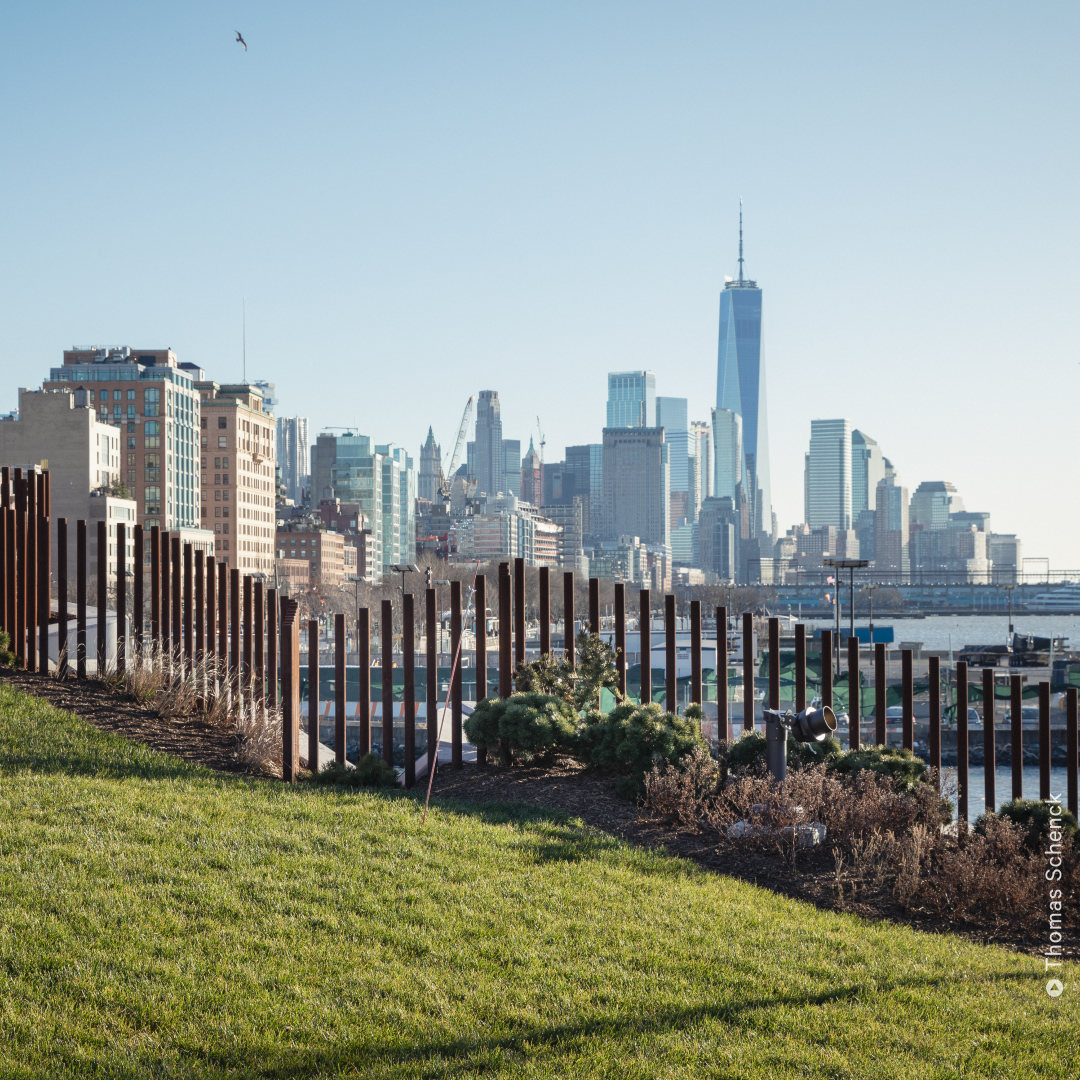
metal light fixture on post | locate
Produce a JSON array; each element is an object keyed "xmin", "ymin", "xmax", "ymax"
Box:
[
  {"xmin": 822, "ymin": 558, "xmax": 869, "ymax": 676},
  {"xmin": 863, "ymin": 583, "xmax": 877, "ymax": 644},
  {"xmin": 762, "ymin": 705, "xmax": 838, "ymax": 782}
]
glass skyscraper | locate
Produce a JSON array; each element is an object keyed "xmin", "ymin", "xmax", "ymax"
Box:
[
  {"xmin": 715, "ymin": 206, "xmax": 772, "ymax": 539},
  {"xmin": 606, "ymin": 371, "xmax": 656, "ymax": 429}
]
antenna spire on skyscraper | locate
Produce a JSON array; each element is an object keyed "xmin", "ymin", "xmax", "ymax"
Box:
[{"xmin": 737, "ymin": 198, "xmax": 744, "ymax": 284}]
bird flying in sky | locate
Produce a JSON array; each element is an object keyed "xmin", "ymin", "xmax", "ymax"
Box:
[{"xmin": 235, "ymin": 31, "xmax": 247, "ymax": 51}]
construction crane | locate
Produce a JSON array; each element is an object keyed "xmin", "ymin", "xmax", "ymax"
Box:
[
  {"xmin": 536, "ymin": 415, "xmax": 545, "ymax": 463},
  {"xmin": 440, "ymin": 395, "xmax": 475, "ymax": 501}
]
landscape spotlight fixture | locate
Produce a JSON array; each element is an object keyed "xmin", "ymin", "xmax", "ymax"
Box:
[{"xmin": 761, "ymin": 705, "xmax": 837, "ymax": 782}]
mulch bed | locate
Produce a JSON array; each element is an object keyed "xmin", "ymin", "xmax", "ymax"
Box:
[
  {"xmin": 0, "ymin": 669, "xmax": 244, "ymax": 774},
  {"xmin": 2, "ymin": 671, "xmax": 1067, "ymax": 958},
  {"xmin": 429, "ymin": 759, "xmax": 1073, "ymax": 959}
]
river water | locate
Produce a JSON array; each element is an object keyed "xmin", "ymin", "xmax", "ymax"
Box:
[
  {"xmin": 803, "ymin": 614, "xmax": 1080, "ymax": 654},
  {"xmin": 952, "ymin": 765, "xmax": 1072, "ymax": 821}
]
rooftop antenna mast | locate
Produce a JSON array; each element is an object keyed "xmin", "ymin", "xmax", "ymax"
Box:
[
  {"xmin": 737, "ymin": 198, "xmax": 744, "ymax": 284},
  {"xmin": 242, "ymin": 297, "xmax": 247, "ymax": 383}
]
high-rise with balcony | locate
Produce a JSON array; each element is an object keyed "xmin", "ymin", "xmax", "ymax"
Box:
[
  {"xmin": 44, "ymin": 346, "xmax": 201, "ymax": 531},
  {"xmin": 715, "ymin": 206, "xmax": 772, "ymax": 539},
  {"xmin": 606, "ymin": 371, "xmax": 656, "ymax": 429},
  {"xmin": 195, "ymin": 381, "xmax": 276, "ymax": 573}
]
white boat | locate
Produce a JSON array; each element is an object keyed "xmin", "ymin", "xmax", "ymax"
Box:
[{"xmin": 1025, "ymin": 586, "xmax": 1080, "ymax": 611}]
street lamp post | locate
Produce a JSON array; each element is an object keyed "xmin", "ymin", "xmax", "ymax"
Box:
[
  {"xmin": 823, "ymin": 558, "xmax": 869, "ymax": 676},
  {"xmin": 1001, "ymin": 583, "xmax": 1019, "ymax": 650},
  {"xmin": 864, "ymin": 583, "xmax": 878, "ymax": 644}
]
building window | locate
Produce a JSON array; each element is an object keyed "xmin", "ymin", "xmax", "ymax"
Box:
[
  {"xmin": 145, "ymin": 486, "xmax": 161, "ymax": 515},
  {"xmin": 144, "ymin": 421, "xmax": 161, "ymax": 449},
  {"xmin": 127, "ymin": 404, "xmax": 135, "ymax": 419},
  {"xmin": 145, "ymin": 453, "xmax": 160, "ymax": 482},
  {"xmin": 127, "ymin": 389, "xmax": 135, "ymax": 400},
  {"xmin": 127, "ymin": 437, "xmax": 136, "ymax": 450},
  {"xmin": 217, "ymin": 416, "xmax": 227, "ymax": 429},
  {"xmin": 218, "ymin": 436, "xmax": 227, "ymax": 448},
  {"xmin": 201, "ymin": 417, "xmax": 206, "ymax": 429},
  {"xmin": 223, "ymin": 524, "xmax": 229, "ymax": 534}
]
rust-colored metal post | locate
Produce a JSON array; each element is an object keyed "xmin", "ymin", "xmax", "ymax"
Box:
[
  {"xmin": 499, "ymin": 564, "xmax": 512, "ymax": 697},
  {"xmin": 38, "ymin": 500, "xmax": 50, "ymax": 672},
  {"xmin": 0, "ymin": 503, "xmax": 5, "ymax": 639},
  {"xmin": 564, "ymin": 572, "xmax": 575, "ymax": 666},
  {"xmin": 690, "ymin": 600, "xmax": 702, "ymax": 706},
  {"xmin": 639, "ymin": 589, "xmax": 651, "ymax": 705},
  {"xmin": 794, "ymin": 623, "xmax": 806, "ymax": 712},
  {"xmin": 742, "ymin": 612, "xmax": 754, "ymax": 732},
  {"xmin": 615, "ymin": 583, "xmax": 626, "ymax": 697},
  {"xmin": 308, "ymin": 619, "xmax": 320, "ymax": 772},
  {"xmin": 254, "ymin": 581, "xmax": 265, "ymax": 703},
  {"xmin": 150, "ymin": 525, "xmax": 160, "ymax": 648},
  {"xmin": 97, "ymin": 520, "xmax": 108, "ymax": 675},
  {"xmin": 1039, "ymin": 680, "xmax": 1051, "ymax": 801},
  {"xmin": 821, "ymin": 630, "xmax": 833, "ymax": 709},
  {"xmin": 183, "ymin": 543, "xmax": 193, "ymax": 674},
  {"xmin": 280, "ymin": 598, "xmax": 300, "ymax": 783},
  {"xmin": 957, "ymin": 661, "xmax": 969, "ymax": 822},
  {"xmin": 514, "ymin": 557, "xmax": 525, "ymax": 670},
  {"xmin": 170, "ymin": 535, "xmax": 181, "ymax": 667},
  {"xmin": 1010, "ymin": 673, "xmax": 1023, "ymax": 802},
  {"xmin": 218, "ymin": 562, "xmax": 229, "ymax": 678},
  {"xmin": 589, "ymin": 577, "xmax": 599, "ymax": 635},
  {"xmin": 382, "ymin": 598, "xmax": 395, "ymax": 767},
  {"xmin": 26, "ymin": 477, "xmax": 36, "ymax": 672},
  {"xmin": 194, "ymin": 550, "xmax": 205, "ymax": 665},
  {"xmin": 335, "ymin": 611, "xmax": 346, "ymax": 765},
  {"xmin": 160, "ymin": 530, "xmax": 170, "ymax": 655},
  {"xmin": 76, "ymin": 519, "xmax": 86, "ymax": 678},
  {"xmin": 666, "ymin": 594, "xmax": 677, "ymax": 714},
  {"xmin": 266, "ymin": 588, "xmax": 277, "ymax": 705},
  {"xmin": 116, "ymin": 522, "xmax": 127, "ymax": 676},
  {"xmin": 424, "ymin": 593, "xmax": 435, "ymax": 768},
  {"xmin": 2, "ymin": 508, "xmax": 12, "ymax": 641},
  {"xmin": 539, "ymin": 566, "xmax": 550, "ymax": 656},
  {"xmin": 901, "ymin": 648, "xmax": 914, "ymax": 751},
  {"xmin": 474, "ymin": 575, "xmax": 487, "ymax": 766},
  {"xmin": 450, "ymin": 583, "xmax": 462, "ymax": 769},
  {"xmin": 206, "ymin": 558, "xmax": 217, "ymax": 706},
  {"xmin": 768, "ymin": 616, "xmax": 780, "ymax": 711},
  {"xmin": 133, "ymin": 524, "xmax": 143, "ymax": 655},
  {"xmin": 1067, "ymin": 686, "xmax": 1078, "ymax": 820},
  {"xmin": 14, "ymin": 502, "xmax": 24, "ymax": 665},
  {"xmin": 875, "ymin": 642, "xmax": 887, "ymax": 746},
  {"xmin": 229, "ymin": 569, "xmax": 241, "ymax": 700},
  {"xmin": 242, "ymin": 575, "xmax": 253, "ymax": 696},
  {"xmin": 928, "ymin": 656, "xmax": 941, "ymax": 785},
  {"xmin": 983, "ymin": 667, "xmax": 996, "ymax": 816},
  {"xmin": 848, "ymin": 637, "xmax": 860, "ymax": 750},
  {"xmin": 57, "ymin": 518, "xmax": 68, "ymax": 677},
  {"xmin": 718, "ymin": 606, "xmax": 729, "ymax": 739},
  {"xmin": 358, "ymin": 607, "xmax": 371, "ymax": 757},
  {"xmin": 404, "ymin": 594, "xmax": 416, "ymax": 786}
]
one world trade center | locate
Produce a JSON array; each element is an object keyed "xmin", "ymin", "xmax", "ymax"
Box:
[{"xmin": 715, "ymin": 203, "xmax": 773, "ymax": 542}]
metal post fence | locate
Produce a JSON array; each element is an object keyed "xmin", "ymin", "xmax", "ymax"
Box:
[
  {"xmin": 690, "ymin": 600, "xmax": 702, "ymax": 707},
  {"xmin": 474, "ymin": 575, "xmax": 487, "ymax": 767},
  {"xmin": 133, "ymin": 524, "xmax": 143, "ymax": 656},
  {"xmin": 539, "ymin": 567, "xmax": 550, "ymax": 656},
  {"xmin": 768, "ymin": 617, "xmax": 780, "ymax": 712},
  {"xmin": 875, "ymin": 642, "xmax": 886, "ymax": 746},
  {"xmin": 160, "ymin": 531, "xmax": 170, "ymax": 656},
  {"xmin": 218, "ymin": 563, "xmax": 229, "ymax": 693},
  {"xmin": 404, "ymin": 593, "xmax": 416, "ymax": 787},
  {"xmin": 639, "ymin": 589, "xmax": 650, "ymax": 706},
  {"xmin": 821, "ymin": 630, "xmax": 833, "ymax": 709},
  {"xmin": 1067, "ymin": 687, "xmax": 1078, "ymax": 820},
  {"xmin": 150, "ymin": 525, "xmax": 160, "ymax": 648},
  {"xmin": 742, "ymin": 612, "xmax": 753, "ymax": 732},
  {"xmin": 255, "ymin": 580, "xmax": 265, "ymax": 705},
  {"xmin": 116, "ymin": 522, "xmax": 126, "ymax": 676},
  {"xmin": 424, "ymin": 592, "xmax": 435, "ymax": 770},
  {"xmin": 928, "ymin": 656, "xmax": 941, "ymax": 785},
  {"xmin": 183, "ymin": 544, "xmax": 194, "ymax": 675},
  {"xmin": 230, "ymin": 569, "xmax": 241, "ymax": 704},
  {"xmin": 267, "ymin": 588, "xmax": 277, "ymax": 706},
  {"xmin": 170, "ymin": 536, "xmax": 181, "ymax": 668},
  {"xmin": 514, "ymin": 558, "xmax": 525, "ymax": 671},
  {"xmin": 382, "ymin": 598, "xmax": 395, "ymax": 767},
  {"xmin": 308, "ymin": 620, "xmax": 320, "ymax": 771},
  {"xmin": 848, "ymin": 637, "xmax": 860, "ymax": 750},
  {"xmin": 450, "ymin": 583, "xmax": 462, "ymax": 769},
  {"xmin": 76, "ymin": 519, "xmax": 86, "ymax": 678},
  {"xmin": 359, "ymin": 606, "xmax": 371, "ymax": 758},
  {"xmin": 97, "ymin": 520, "xmax": 107, "ymax": 675},
  {"xmin": 902, "ymin": 649, "xmax": 914, "ymax": 752},
  {"xmin": 499, "ymin": 564, "xmax": 512, "ymax": 697},
  {"xmin": 666, "ymin": 594, "xmax": 677, "ymax": 714},
  {"xmin": 206, "ymin": 558, "xmax": 217, "ymax": 707},
  {"xmin": 26, "ymin": 475, "xmax": 36, "ymax": 672},
  {"xmin": 194, "ymin": 550, "xmax": 205, "ymax": 668},
  {"xmin": 718, "ymin": 606, "xmax": 728, "ymax": 740},
  {"xmin": 564, "ymin": 573, "xmax": 575, "ymax": 666},
  {"xmin": 280, "ymin": 598, "xmax": 300, "ymax": 783},
  {"xmin": 1039, "ymin": 681, "xmax": 1051, "ymax": 801},
  {"xmin": 957, "ymin": 661, "xmax": 969, "ymax": 823},
  {"xmin": 983, "ymin": 667, "xmax": 996, "ymax": 816},
  {"xmin": 615, "ymin": 583, "xmax": 626, "ymax": 697},
  {"xmin": 590, "ymin": 577, "xmax": 599, "ymax": 635},
  {"xmin": 38, "ymin": 494, "xmax": 50, "ymax": 673},
  {"xmin": 794, "ymin": 622, "xmax": 806, "ymax": 713},
  {"xmin": 57, "ymin": 518, "xmax": 68, "ymax": 677},
  {"xmin": 335, "ymin": 612, "xmax": 346, "ymax": 765},
  {"xmin": 1010, "ymin": 674, "xmax": 1023, "ymax": 802},
  {"xmin": 243, "ymin": 575, "xmax": 253, "ymax": 700}
]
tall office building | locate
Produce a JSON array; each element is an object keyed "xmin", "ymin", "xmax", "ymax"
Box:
[
  {"xmin": 715, "ymin": 205, "xmax": 772, "ymax": 539},
  {"xmin": 601, "ymin": 427, "xmax": 669, "ymax": 547},
  {"xmin": 804, "ymin": 418, "xmax": 854, "ymax": 530},
  {"xmin": 473, "ymin": 390, "xmax": 505, "ymax": 496},
  {"xmin": 910, "ymin": 481, "xmax": 963, "ymax": 530},
  {"xmin": 502, "ymin": 439, "xmax": 521, "ymax": 499},
  {"xmin": 851, "ymin": 430, "xmax": 886, "ymax": 516},
  {"xmin": 565, "ymin": 443, "xmax": 603, "ymax": 538},
  {"xmin": 687, "ymin": 420, "xmax": 712, "ymax": 522},
  {"xmin": 276, "ymin": 415, "xmax": 309, "ymax": 505},
  {"xmin": 418, "ymin": 427, "xmax": 442, "ymax": 503},
  {"xmin": 520, "ymin": 438, "xmax": 542, "ymax": 505},
  {"xmin": 874, "ymin": 474, "xmax": 909, "ymax": 579},
  {"xmin": 713, "ymin": 407, "xmax": 744, "ymax": 500},
  {"xmin": 656, "ymin": 396, "xmax": 689, "ymax": 524},
  {"xmin": 606, "ymin": 371, "xmax": 656, "ymax": 428},
  {"xmin": 44, "ymin": 346, "xmax": 202, "ymax": 531}
]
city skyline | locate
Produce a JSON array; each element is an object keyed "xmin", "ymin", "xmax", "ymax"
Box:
[{"xmin": 0, "ymin": 4, "xmax": 1076, "ymax": 564}]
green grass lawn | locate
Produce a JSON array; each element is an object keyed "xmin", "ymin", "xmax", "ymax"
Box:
[{"xmin": 0, "ymin": 682, "xmax": 1074, "ymax": 1079}]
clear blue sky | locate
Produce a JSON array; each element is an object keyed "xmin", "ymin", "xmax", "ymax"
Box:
[{"xmin": 1, "ymin": 2, "xmax": 1077, "ymax": 566}]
